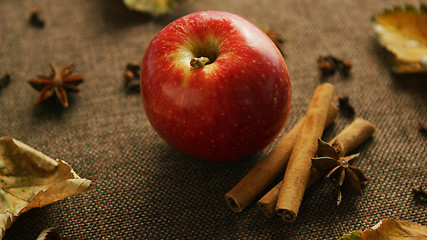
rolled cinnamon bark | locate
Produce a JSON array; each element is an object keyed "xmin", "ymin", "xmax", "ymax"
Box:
[
  {"xmin": 275, "ymin": 83, "xmax": 335, "ymax": 222},
  {"xmin": 257, "ymin": 117, "xmax": 376, "ymax": 218},
  {"xmin": 257, "ymin": 180, "xmax": 282, "ymax": 218},
  {"xmin": 224, "ymin": 104, "xmax": 338, "ymax": 212},
  {"xmin": 330, "ymin": 118, "xmax": 376, "ymax": 154}
]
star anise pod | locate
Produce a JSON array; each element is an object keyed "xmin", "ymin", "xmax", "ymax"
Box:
[
  {"xmin": 311, "ymin": 138, "xmax": 367, "ymax": 205},
  {"xmin": 28, "ymin": 63, "xmax": 84, "ymax": 108}
]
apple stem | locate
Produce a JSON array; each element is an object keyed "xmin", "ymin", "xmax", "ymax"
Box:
[{"xmin": 190, "ymin": 57, "xmax": 210, "ymax": 68}]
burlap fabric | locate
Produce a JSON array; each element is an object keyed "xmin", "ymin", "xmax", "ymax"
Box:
[{"xmin": 0, "ymin": 0, "xmax": 426, "ymax": 239}]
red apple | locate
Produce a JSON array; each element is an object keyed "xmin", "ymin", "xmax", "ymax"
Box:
[{"xmin": 141, "ymin": 11, "xmax": 291, "ymax": 162}]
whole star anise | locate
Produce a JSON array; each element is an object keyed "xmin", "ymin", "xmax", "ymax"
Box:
[
  {"xmin": 311, "ymin": 138, "xmax": 367, "ymax": 205},
  {"xmin": 28, "ymin": 64, "xmax": 84, "ymax": 108}
]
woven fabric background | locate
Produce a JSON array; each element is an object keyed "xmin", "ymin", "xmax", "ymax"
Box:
[{"xmin": 0, "ymin": 0, "xmax": 426, "ymax": 239}]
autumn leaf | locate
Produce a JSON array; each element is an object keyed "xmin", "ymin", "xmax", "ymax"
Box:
[
  {"xmin": 362, "ymin": 219, "xmax": 427, "ymax": 239},
  {"xmin": 123, "ymin": 0, "xmax": 191, "ymax": 16},
  {"xmin": 0, "ymin": 137, "xmax": 92, "ymax": 239},
  {"xmin": 339, "ymin": 219, "xmax": 427, "ymax": 240},
  {"xmin": 339, "ymin": 231, "xmax": 364, "ymax": 240},
  {"xmin": 371, "ymin": 4, "xmax": 427, "ymax": 73}
]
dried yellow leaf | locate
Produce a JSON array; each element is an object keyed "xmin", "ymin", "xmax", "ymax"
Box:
[
  {"xmin": 339, "ymin": 219, "xmax": 427, "ymax": 239},
  {"xmin": 371, "ymin": 4, "xmax": 427, "ymax": 73},
  {"xmin": 123, "ymin": 0, "xmax": 188, "ymax": 16},
  {"xmin": 362, "ymin": 219, "xmax": 427, "ymax": 239},
  {"xmin": 0, "ymin": 137, "xmax": 92, "ymax": 239}
]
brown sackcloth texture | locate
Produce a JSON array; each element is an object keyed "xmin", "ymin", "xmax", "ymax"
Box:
[{"xmin": 0, "ymin": 0, "xmax": 426, "ymax": 239}]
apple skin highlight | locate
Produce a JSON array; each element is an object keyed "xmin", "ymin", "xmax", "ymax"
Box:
[{"xmin": 141, "ymin": 11, "xmax": 291, "ymax": 162}]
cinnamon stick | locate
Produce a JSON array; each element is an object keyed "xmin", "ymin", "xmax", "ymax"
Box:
[
  {"xmin": 275, "ymin": 83, "xmax": 335, "ymax": 222},
  {"xmin": 258, "ymin": 117, "xmax": 376, "ymax": 218},
  {"xmin": 257, "ymin": 181, "xmax": 282, "ymax": 218},
  {"xmin": 329, "ymin": 118, "xmax": 376, "ymax": 154},
  {"xmin": 224, "ymin": 104, "xmax": 338, "ymax": 212}
]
